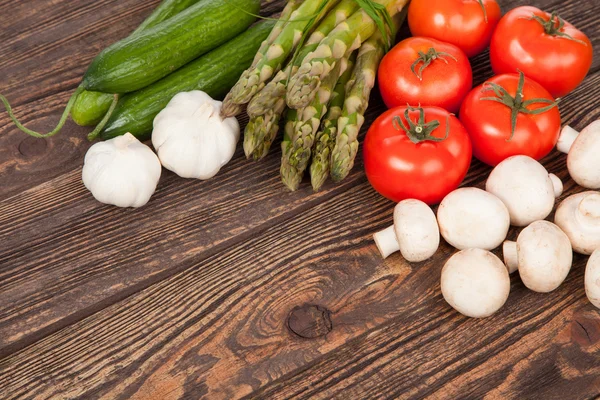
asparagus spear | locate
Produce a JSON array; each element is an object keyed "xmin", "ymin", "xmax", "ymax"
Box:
[
  {"xmin": 280, "ymin": 59, "xmax": 346, "ymax": 191},
  {"xmin": 329, "ymin": 32, "xmax": 386, "ymax": 182},
  {"xmin": 244, "ymin": 97, "xmax": 286, "ymax": 160},
  {"xmin": 286, "ymin": 0, "xmax": 408, "ymax": 109},
  {"xmin": 310, "ymin": 51, "xmax": 356, "ymax": 191},
  {"xmin": 222, "ymin": 0, "xmax": 342, "ymax": 117}
]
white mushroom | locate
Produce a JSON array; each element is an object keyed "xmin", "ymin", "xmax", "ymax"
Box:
[
  {"xmin": 486, "ymin": 155, "xmax": 563, "ymax": 227},
  {"xmin": 585, "ymin": 250, "xmax": 600, "ymax": 309},
  {"xmin": 373, "ymin": 199, "xmax": 439, "ymax": 262},
  {"xmin": 557, "ymin": 121, "xmax": 600, "ymax": 189},
  {"xmin": 503, "ymin": 220, "xmax": 573, "ymax": 292},
  {"xmin": 437, "ymin": 188, "xmax": 510, "ymax": 250},
  {"xmin": 554, "ymin": 191, "xmax": 600, "ymax": 255},
  {"xmin": 441, "ymin": 248, "xmax": 510, "ymax": 318}
]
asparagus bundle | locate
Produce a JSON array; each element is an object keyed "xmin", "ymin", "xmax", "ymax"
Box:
[
  {"xmin": 310, "ymin": 52, "xmax": 356, "ymax": 191},
  {"xmin": 220, "ymin": 0, "xmax": 410, "ymax": 190},
  {"xmin": 243, "ymin": 0, "xmax": 360, "ymax": 158}
]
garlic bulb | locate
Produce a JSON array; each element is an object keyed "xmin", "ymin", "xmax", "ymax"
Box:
[
  {"xmin": 82, "ymin": 133, "xmax": 161, "ymax": 208},
  {"xmin": 152, "ymin": 91, "xmax": 240, "ymax": 179}
]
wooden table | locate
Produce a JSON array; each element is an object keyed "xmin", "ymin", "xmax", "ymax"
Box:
[{"xmin": 1, "ymin": 0, "xmax": 599, "ymax": 398}]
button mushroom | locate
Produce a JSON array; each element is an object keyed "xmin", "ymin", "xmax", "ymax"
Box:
[
  {"xmin": 486, "ymin": 155, "xmax": 563, "ymax": 227},
  {"xmin": 441, "ymin": 248, "xmax": 510, "ymax": 318},
  {"xmin": 437, "ymin": 188, "xmax": 510, "ymax": 250},
  {"xmin": 557, "ymin": 121, "xmax": 600, "ymax": 189},
  {"xmin": 503, "ymin": 220, "xmax": 573, "ymax": 292},
  {"xmin": 585, "ymin": 249, "xmax": 600, "ymax": 309},
  {"xmin": 373, "ymin": 199, "xmax": 440, "ymax": 261},
  {"xmin": 554, "ymin": 191, "xmax": 600, "ymax": 255}
]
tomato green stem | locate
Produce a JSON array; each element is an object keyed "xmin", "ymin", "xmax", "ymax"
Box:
[
  {"xmin": 0, "ymin": 86, "xmax": 85, "ymax": 138},
  {"xmin": 477, "ymin": 0, "xmax": 488, "ymax": 23},
  {"xmin": 393, "ymin": 105, "xmax": 449, "ymax": 144},
  {"xmin": 480, "ymin": 71, "xmax": 557, "ymax": 141},
  {"xmin": 529, "ymin": 11, "xmax": 587, "ymax": 45},
  {"xmin": 87, "ymin": 94, "xmax": 119, "ymax": 141},
  {"xmin": 410, "ymin": 48, "xmax": 457, "ymax": 81}
]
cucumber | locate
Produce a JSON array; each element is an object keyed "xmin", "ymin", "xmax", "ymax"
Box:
[
  {"xmin": 72, "ymin": 0, "xmax": 205, "ymax": 126},
  {"xmin": 82, "ymin": 0, "xmax": 260, "ymax": 94},
  {"xmin": 100, "ymin": 21, "xmax": 275, "ymax": 141}
]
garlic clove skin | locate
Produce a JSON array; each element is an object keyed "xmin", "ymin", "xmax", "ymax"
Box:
[
  {"xmin": 82, "ymin": 133, "xmax": 161, "ymax": 208},
  {"xmin": 554, "ymin": 191, "xmax": 600, "ymax": 255},
  {"xmin": 585, "ymin": 250, "xmax": 600, "ymax": 309},
  {"xmin": 152, "ymin": 91, "xmax": 240, "ymax": 180}
]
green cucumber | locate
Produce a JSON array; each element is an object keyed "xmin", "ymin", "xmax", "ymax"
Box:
[
  {"xmin": 72, "ymin": 0, "xmax": 204, "ymax": 126},
  {"xmin": 100, "ymin": 21, "xmax": 275, "ymax": 141},
  {"xmin": 82, "ymin": 0, "xmax": 260, "ymax": 94}
]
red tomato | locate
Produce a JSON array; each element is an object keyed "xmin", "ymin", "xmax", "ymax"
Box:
[
  {"xmin": 378, "ymin": 37, "xmax": 472, "ymax": 113},
  {"xmin": 408, "ymin": 0, "xmax": 501, "ymax": 57},
  {"xmin": 364, "ymin": 106, "xmax": 472, "ymax": 205},
  {"xmin": 459, "ymin": 73, "xmax": 561, "ymax": 166},
  {"xmin": 490, "ymin": 6, "xmax": 593, "ymax": 99}
]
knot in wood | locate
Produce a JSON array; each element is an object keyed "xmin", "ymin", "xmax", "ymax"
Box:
[
  {"xmin": 18, "ymin": 137, "xmax": 47, "ymax": 158},
  {"xmin": 287, "ymin": 304, "xmax": 332, "ymax": 339}
]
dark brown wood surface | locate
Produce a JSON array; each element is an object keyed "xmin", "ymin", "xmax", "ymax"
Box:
[{"xmin": 0, "ymin": 0, "xmax": 599, "ymax": 398}]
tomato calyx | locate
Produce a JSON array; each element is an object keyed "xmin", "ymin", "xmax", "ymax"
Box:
[
  {"xmin": 480, "ymin": 72, "xmax": 557, "ymax": 141},
  {"xmin": 392, "ymin": 106, "xmax": 450, "ymax": 144},
  {"xmin": 410, "ymin": 48, "xmax": 458, "ymax": 81},
  {"xmin": 529, "ymin": 11, "xmax": 587, "ymax": 45}
]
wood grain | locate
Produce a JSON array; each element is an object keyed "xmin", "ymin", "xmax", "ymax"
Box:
[{"xmin": 0, "ymin": 0, "xmax": 599, "ymax": 399}]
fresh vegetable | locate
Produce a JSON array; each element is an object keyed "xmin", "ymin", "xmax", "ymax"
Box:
[
  {"xmin": 363, "ymin": 106, "xmax": 472, "ymax": 205},
  {"xmin": 503, "ymin": 221, "xmax": 573, "ymax": 292},
  {"xmin": 151, "ymin": 91, "xmax": 239, "ymax": 179},
  {"xmin": 373, "ymin": 199, "xmax": 439, "ymax": 261},
  {"xmin": 586, "ymin": 250, "xmax": 600, "ymax": 309},
  {"xmin": 441, "ymin": 249, "xmax": 510, "ymax": 318},
  {"xmin": 557, "ymin": 121, "xmax": 600, "ymax": 189},
  {"xmin": 72, "ymin": 0, "xmax": 204, "ymax": 126},
  {"xmin": 310, "ymin": 52, "xmax": 356, "ymax": 191},
  {"xmin": 330, "ymin": 30, "xmax": 388, "ymax": 183},
  {"xmin": 378, "ymin": 37, "xmax": 472, "ymax": 113},
  {"xmin": 222, "ymin": 0, "xmax": 343, "ymax": 114},
  {"xmin": 459, "ymin": 72, "xmax": 560, "ymax": 166},
  {"xmin": 490, "ymin": 6, "xmax": 593, "ymax": 99},
  {"xmin": 554, "ymin": 192, "xmax": 600, "ymax": 255},
  {"xmin": 408, "ymin": 0, "xmax": 501, "ymax": 57},
  {"xmin": 280, "ymin": 58, "xmax": 346, "ymax": 191},
  {"xmin": 437, "ymin": 188, "xmax": 509, "ymax": 251},
  {"xmin": 243, "ymin": 0, "xmax": 360, "ymax": 158},
  {"xmin": 486, "ymin": 156, "xmax": 562, "ymax": 227},
  {"xmin": 286, "ymin": 0, "xmax": 409, "ymax": 109},
  {"xmin": 82, "ymin": 0, "xmax": 259, "ymax": 94},
  {"xmin": 82, "ymin": 133, "xmax": 161, "ymax": 208},
  {"xmin": 99, "ymin": 21, "xmax": 274, "ymax": 140}
]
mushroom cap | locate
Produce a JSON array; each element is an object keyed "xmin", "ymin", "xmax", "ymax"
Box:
[
  {"xmin": 393, "ymin": 199, "xmax": 440, "ymax": 262},
  {"xmin": 568, "ymin": 120, "xmax": 600, "ymax": 189},
  {"xmin": 437, "ymin": 188, "xmax": 510, "ymax": 250},
  {"xmin": 486, "ymin": 156, "xmax": 559, "ymax": 227},
  {"xmin": 554, "ymin": 191, "xmax": 600, "ymax": 255},
  {"xmin": 516, "ymin": 221, "xmax": 573, "ymax": 293},
  {"xmin": 441, "ymin": 249, "xmax": 510, "ymax": 318},
  {"xmin": 585, "ymin": 249, "xmax": 600, "ymax": 309}
]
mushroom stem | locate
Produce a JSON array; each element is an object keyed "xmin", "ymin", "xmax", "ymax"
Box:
[
  {"xmin": 576, "ymin": 193, "xmax": 600, "ymax": 226},
  {"xmin": 373, "ymin": 226, "xmax": 400, "ymax": 259},
  {"xmin": 503, "ymin": 240, "xmax": 519, "ymax": 274},
  {"xmin": 549, "ymin": 173, "xmax": 563, "ymax": 198},
  {"xmin": 556, "ymin": 125, "xmax": 579, "ymax": 154}
]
